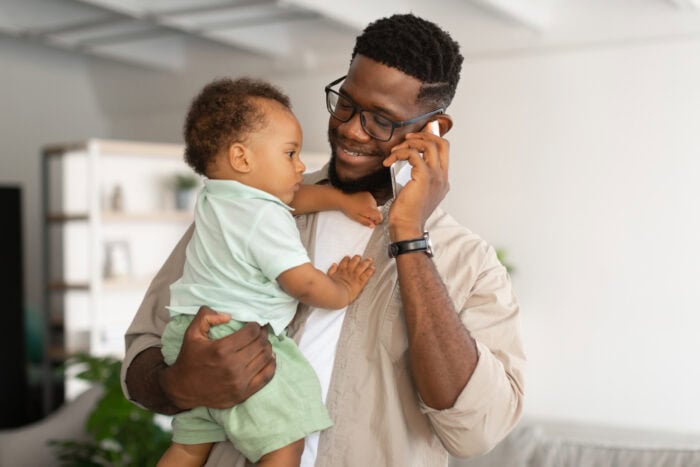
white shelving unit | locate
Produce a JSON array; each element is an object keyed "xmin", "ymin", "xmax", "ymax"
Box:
[{"xmin": 41, "ymin": 139, "xmax": 197, "ymax": 409}]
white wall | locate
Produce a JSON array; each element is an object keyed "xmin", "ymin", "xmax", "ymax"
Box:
[
  {"xmin": 445, "ymin": 37, "xmax": 700, "ymax": 434},
  {"xmin": 0, "ymin": 37, "xmax": 107, "ymax": 311}
]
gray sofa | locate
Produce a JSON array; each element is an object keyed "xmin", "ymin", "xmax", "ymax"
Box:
[
  {"xmin": 0, "ymin": 387, "xmax": 102, "ymax": 467},
  {"xmin": 450, "ymin": 418, "xmax": 700, "ymax": 467}
]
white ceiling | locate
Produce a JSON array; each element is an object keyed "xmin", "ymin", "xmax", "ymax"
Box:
[{"xmin": 1, "ymin": 0, "xmax": 699, "ymax": 72}]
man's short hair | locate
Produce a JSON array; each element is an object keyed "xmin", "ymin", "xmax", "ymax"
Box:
[
  {"xmin": 351, "ymin": 14, "xmax": 463, "ymax": 110},
  {"xmin": 183, "ymin": 77, "xmax": 291, "ymax": 176}
]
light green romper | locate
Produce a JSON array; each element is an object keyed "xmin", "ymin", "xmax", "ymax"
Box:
[{"xmin": 161, "ymin": 180, "xmax": 332, "ymax": 462}]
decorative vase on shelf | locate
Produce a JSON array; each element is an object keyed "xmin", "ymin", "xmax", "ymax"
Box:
[
  {"xmin": 103, "ymin": 240, "xmax": 131, "ymax": 279},
  {"xmin": 173, "ymin": 174, "xmax": 199, "ymax": 211}
]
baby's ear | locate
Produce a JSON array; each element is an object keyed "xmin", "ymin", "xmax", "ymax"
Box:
[{"xmin": 228, "ymin": 143, "xmax": 251, "ymax": 173}]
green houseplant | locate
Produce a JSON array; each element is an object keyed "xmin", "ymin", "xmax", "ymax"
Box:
[{"xmin": 50, "ymin": 354, "xmax": 171, "ymax": 466}]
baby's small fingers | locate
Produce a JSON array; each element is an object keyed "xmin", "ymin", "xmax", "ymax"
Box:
[
  {"xmin": 338, "ymin": 256, "xmax": 351, "ymax": 268},
  {"xmin": 366, "ymin": 209, "xmax": 382, "ymax": 224},
  {"xmin": 356, "ymin": 215, "xmax": 375, "ymax": 228},
  {"xmin": 327, "ymin": 263, "xmax": 338, "ymax": 275},
  {"xmin": 360, "ymin": 264, "xmax": 376, "ymax": 282},
  {"xmin": 355, "ymin": 258, "xmax": 374, "ymax": 273},
  {"xmin": 348, "ymin": 255, "xmax": 362, "ymax": 268}
]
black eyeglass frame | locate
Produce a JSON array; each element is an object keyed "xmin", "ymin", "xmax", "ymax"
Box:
[{"xmin": 324, "ymin": 75, "xmax": 444, "ymax": 142}]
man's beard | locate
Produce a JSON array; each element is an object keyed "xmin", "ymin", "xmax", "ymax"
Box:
[
  {"xmin": 327, "ymin": 154, "xmax": 391, "ymax": 194},
  {"xmin": 327, "ymin": 129, "xmax": 392, "ymax": 195}
]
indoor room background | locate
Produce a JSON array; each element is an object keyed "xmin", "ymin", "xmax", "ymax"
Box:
[{"xmin": 1, "ymin": 0, "xmax": 699, "ymax": 451}]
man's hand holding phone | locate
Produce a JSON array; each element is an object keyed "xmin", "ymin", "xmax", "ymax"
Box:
[{"xmin": 382, "ymin": 120, "xmax": 450, "ymax": 242}]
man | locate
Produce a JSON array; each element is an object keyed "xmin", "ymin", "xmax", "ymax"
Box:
[{"xmin": 121, "ymin": 13, "xmax": 525, "ymax": 466}]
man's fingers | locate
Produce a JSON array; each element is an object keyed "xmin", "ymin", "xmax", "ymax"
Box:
[
  {"xmin": 406, "ymin": 132, "xmax": 450, "ymax": 173},
  {"xmin": 187, "ymin": 306, "xmax": 231, "ymax": 338},
  {"xmin": 246, "ymin": 356, "xmax": 276, "ymax": 396},
  {"xmin": 212, "ymin": 322, "xmax": 266, "ymax": 356}
]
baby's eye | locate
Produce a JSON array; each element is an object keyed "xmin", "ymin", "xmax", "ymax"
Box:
[{"xmin": 286, "ymin": 151, "xmax": 296, "ymax": 158}]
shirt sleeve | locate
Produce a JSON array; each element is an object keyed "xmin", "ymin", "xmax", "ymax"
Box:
[
  {"xmin": 246, "ymin": 203, "xmax": 311, "ymax": 281},
  {"xmin": 120, "ymin": 224, "xmax": 193, "ymax": 402},
  {"xmin": 419, "ymin": 241, "xmax": 526, "ymax": 458}
]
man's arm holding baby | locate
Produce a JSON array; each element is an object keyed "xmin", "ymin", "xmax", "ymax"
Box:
[{"xmin": 127, "ymin": 310, "xmax": 276, "ymax": 414}]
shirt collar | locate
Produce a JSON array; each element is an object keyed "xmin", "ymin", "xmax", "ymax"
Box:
[{"xmin": 203, "ymin": 179, "xmax": 292, "ymax": 211}]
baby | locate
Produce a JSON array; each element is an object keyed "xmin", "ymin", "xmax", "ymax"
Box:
[{"xmin": 158, "ymin": 78, "xmax": 379, "ymax": 466}]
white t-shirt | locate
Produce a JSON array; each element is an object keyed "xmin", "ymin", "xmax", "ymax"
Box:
[{"xmin": 298, "ymin": 210, "xmax": 374, "ymax": 467}]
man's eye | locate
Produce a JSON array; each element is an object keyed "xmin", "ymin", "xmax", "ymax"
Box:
[{"xmin": 371, "ymin": 115, "xmax": 392, "ymax": 129}]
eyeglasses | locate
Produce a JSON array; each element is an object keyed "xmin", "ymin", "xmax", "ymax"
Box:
[{"xmin": 324, "ymin": 76, "xmax": 444, "ymax": 142}]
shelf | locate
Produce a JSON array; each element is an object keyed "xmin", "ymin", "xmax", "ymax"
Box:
[
  {"xmin": 48, "ymin": 281, "xmax": 90, "ymax": 291},
  {"xmin": 43, "ymin": 139, "xmax": 183, "ymax": 160},
  {"xmin": 101, "ymin": 210, "xmax": 193, "ymax": 222},
  {"xmin": 46, "ymin": 210, "xmax": 193, "ymax": 223},
  {"xmin": 46, "ymin": 213, "xmax": 89, "ymax": 222},
  {"xmin": 48, "ymin": 276, "xmax": 156, "ymax": 292},
  {"xmin": 102, "ymin": 275, "xmax": 155, "ymax": 290},
  {"xmin": 42, "ymin": 138, "xmax": 192, "ymax": 412},
  {"xmin": 47, "ymin": 346, "xmax": 69, "ymax": 363}
]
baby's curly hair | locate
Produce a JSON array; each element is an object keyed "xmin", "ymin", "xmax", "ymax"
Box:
[
  {"xmin": 183, "ymin": 77, "xmax": 291, "ymax": 176},
  {"xmin": 352, "ymin": 14, "xmax": 463, "ymax": 110}
]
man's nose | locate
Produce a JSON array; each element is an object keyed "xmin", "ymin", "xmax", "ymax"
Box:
[{"xmin": 339, "ymin": 112, "xmax": 372, "ymax": 142}]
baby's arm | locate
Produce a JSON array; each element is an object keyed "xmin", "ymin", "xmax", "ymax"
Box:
[
  {"xmin": 277, "ymin": 255, "xmax": 374, "ymax": 310},
  {"xmin": 290, "ymin": 184, "xmax": 382, "ymax": 227}
]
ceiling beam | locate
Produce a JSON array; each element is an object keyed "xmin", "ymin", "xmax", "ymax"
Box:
[
  {"xmin": 279, "ymin": 0, "xmax": 405, "ymax": 31},
  {"xmin": 468, "ymin": 0, "xmax": 549, "ymax": 31},
  {"xmin": 665, "ymin": 0, "xmax": 700, "ymax": 9}
]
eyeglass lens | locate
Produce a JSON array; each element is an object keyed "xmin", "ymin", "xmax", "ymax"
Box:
[{"xmin": 327, "ymin": 91, "xmax": 394, "ymax": 141}]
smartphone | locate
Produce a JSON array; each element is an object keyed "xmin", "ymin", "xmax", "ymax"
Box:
[{"xmin": 390, "ymin": 120, "xmax": 440, "ymax": 198}]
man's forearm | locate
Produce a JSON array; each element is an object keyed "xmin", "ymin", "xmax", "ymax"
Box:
[
  {"xmin": 397, "ymin": 252, "xmax": 478, "ymax": 410},
  {"xmin": 125, "ymin": 347, "xmax": 182, "ymax": 415}
]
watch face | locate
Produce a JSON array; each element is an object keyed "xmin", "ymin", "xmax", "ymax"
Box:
[
  {"xmin": 389, "ymin": 243, "xmax": 400, "ymax": 257},
  {"xmin": 388, "ymin": 232, "xmax": 433, "ymax": 258}
]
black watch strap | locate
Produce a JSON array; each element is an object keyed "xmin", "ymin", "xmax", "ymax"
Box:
[{"xmin": 388, "ymin": 232, "xmax": 433, "ymax": 258}]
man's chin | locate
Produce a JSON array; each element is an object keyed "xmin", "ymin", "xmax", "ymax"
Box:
[{"xmin": 328, "ymin": 155, "xmax": 391, "ymax": 194}]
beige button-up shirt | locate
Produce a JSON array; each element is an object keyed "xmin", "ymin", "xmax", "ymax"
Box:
[{"xmin": 121, "ymin": 169, "xmax": 525, "ymax": 466}]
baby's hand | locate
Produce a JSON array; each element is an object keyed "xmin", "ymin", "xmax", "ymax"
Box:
[
  {"xmin": 327, "ymin": 255, "xmax": 375, "ymax": 304},
  {"xmin": 340, "ymin": 192, "xmax": 382, "ymax": 228}
]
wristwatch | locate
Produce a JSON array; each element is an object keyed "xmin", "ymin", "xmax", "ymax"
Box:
[{"xmin": 388, "ymin": 232, "xmax": 433, "ymax": 258}]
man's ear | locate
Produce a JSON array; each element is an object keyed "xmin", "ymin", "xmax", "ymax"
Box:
[
  {"xmin": 227, "ymin": 143, "xmax": 251, "ymax": 173},
  {"xmin": 435, "ymin": 114, "xmax": 454, "ymax": 136}
]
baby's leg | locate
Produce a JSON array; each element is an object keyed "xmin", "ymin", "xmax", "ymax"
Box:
[
  {"xmin": 256, "ymin": 439, "xmax": 304, "ymax": 467},
  {"xmin": 157, "ymin": 442, "xmax": 213, "ymax": 467}
]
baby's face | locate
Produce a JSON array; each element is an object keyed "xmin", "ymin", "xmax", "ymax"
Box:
[{"xmin": 245, "ymin": 101, "xmax": 305, "ymax": 205}]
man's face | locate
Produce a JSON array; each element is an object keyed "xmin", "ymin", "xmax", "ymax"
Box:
[{"xmin": 327, "ymin": 55, "xmax": 428, "ymax": 196}]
